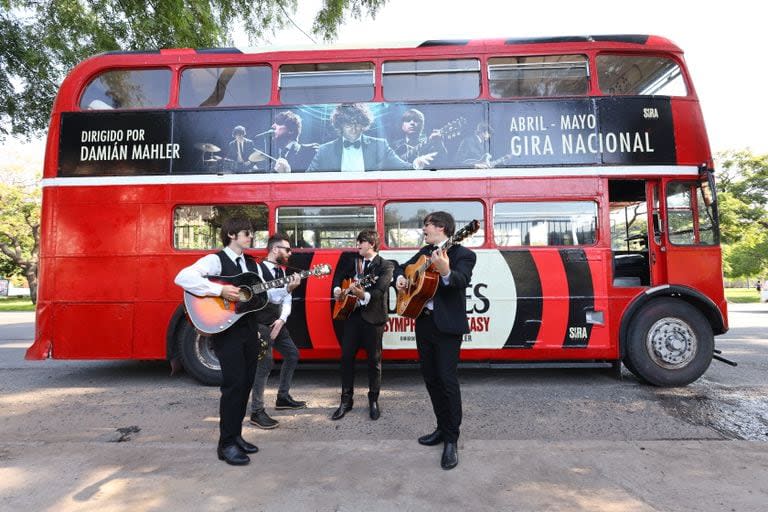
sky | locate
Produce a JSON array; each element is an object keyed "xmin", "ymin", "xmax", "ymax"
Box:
[{"xmin": 4, "ymin": 0, "xmax": 765, "ymax": 175}]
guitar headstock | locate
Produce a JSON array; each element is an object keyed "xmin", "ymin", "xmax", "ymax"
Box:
[
  {"xmin": 453, "ymin": 219, "xmax": 481, "ymax": 243},
  {"xmin": 442, "ymin": 116, "xmax": 467, "ymax": 140},
  {"xmin": 310, "ymin": 264, "xmax": 332, "ymax": 277}
]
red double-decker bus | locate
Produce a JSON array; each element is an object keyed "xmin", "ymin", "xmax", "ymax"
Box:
[{"xmin": 27, "ymin": 35, "xmax": 727, "ymax": 387}]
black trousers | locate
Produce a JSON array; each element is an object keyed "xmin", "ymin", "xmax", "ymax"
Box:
[
  {"xmin": 212, "ymin": 323, "xmax": 260, "ymax": 447},
  {"xmin": 339, "ymin": 310, "xmax": 383, "ymax": 394},
  {"xmin": 415, "ymin": 312, "xmax": 463, "ymax": 443}
]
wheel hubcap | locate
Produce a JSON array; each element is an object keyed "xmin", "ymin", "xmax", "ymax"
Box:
[
  {"xmin": 195, "ymin": 334, "xmax": 221, "ymax": 371},
  {"xmin": 646, "ymin": 317, "xmax": 696, "ymax": 369}
]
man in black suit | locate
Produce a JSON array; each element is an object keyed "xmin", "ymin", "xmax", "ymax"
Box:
[
  {"xmin": 307, "ymin": 103, "xmax": 435, "ymax": 172},
  {"xmin": 394, "ymin": 211, "xmax": 476, "ymax": 470},
  {"xmin": 174, "ymin": 217, "xmax": 263, "ymax": 465},
  {"xmin": 225, "ymin": 125, "xmax": 258, "ymax": 172},
  {"xmin": 330, "ymin": 230, "xmax": 394, "ymax": 421},
  {"xmin": 456, "ymin": 121, "xmax": 493, "ymax": 169},
  {"xmin": 270, "ymin": 111, "xmax": 318, "ymax": 173}
]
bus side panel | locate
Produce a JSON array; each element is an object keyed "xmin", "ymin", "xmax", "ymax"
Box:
[
  {"xmin": 133, "ymin": 301, "xmax": 178, "ymax": 358},
  {"xmin": 51, "ymin": 303, "xmax": 133, "ymax": 358},
  {"xmin": 53, "ymin": 203, "xmax": 139, "ymax": 256},
  {"xmin": 530, "ymin": 250, "xmax": 570, "ymax": 347},
  {"xmin": 53, "ymin": 256, "xmax": 138, "ymax": 301},
  {"xmin": 585, "ymin": 249, "xmax": 613, "ymax": 353},
  {"xmin": 665, "ymin": 245, "xmax": 726, "ymax": 308},
  {"xmin": 138, "ymin": 202, "xmax": 173, "ymax": 253},
  {"xmin": 671, "ymin": 99, "xmax": 712, "ymax": 166}
]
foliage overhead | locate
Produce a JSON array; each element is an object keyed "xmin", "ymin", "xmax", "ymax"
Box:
[{"xmin": 0, "ymin": 0, "xmax": 386, "ymax": 140}]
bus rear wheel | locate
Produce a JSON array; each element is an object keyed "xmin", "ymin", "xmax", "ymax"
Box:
[
  {"xmin": 178, "ymin": 320, "xmax": 222, "ymax": 386},
  {"xmin": 625, "ymin": 298, "xmax": 713, "ymax": 387}
]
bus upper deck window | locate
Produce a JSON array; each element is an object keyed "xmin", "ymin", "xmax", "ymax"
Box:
[
  {"xmin": 279, "ymin": 63, "xmax": 374, "ymax": 104},
  {"xmin": 382, "ymin": 59, "xmax": 480, "ymax": 101},
  {"xmin": 488, "ymin": 55, "xmax": 589, "ymax": 98},
  {"xmin": 80, "ymin": 69, "xmax": 171, "ymax": 110},
  {"xmin": 597, "ymin": 55, "xmax": 688, "ymax": 96},
  {"xmin": 179, "ymin": 66, "xmax": 271, "ymax": 107}
]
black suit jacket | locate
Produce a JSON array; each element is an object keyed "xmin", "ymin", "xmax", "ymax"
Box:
[
  {"xmin": 275, "ymin": 141, "xmax": 317, "ymax": 173},
  {"xmin": 395, "ymin": 244, "xmax": 476, "ymax": 335},
  {"xmin": 307, "ymin": 135, "xmax": 411, "ymax": 172},
  {"xmin": 333, "ymin": 253, "xmax": 394, "ymax": 326}
]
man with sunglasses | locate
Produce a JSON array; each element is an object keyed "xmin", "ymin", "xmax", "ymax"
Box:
[
  {"xmin": 174, "ymin": 217, "xmax": 262, "ymax": 465},
  {"xmin": 249, "ymin": 234, "xmax": 306, "ymax": 429},
  {"xmin": 330, "ymin": 230, "xmax": 393, "ymax": 421}
]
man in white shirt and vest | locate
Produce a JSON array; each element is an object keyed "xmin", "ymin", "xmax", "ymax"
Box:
[
  {"xmin": 174, "ymin": 216, "xmax": 262, "ymax": 465},
  {"xmin": 249, "ymin": 233, "xmax": 306, "ymax": 429}
]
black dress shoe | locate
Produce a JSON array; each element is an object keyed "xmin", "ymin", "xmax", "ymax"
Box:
[
  {"xmin": 441, "ymin": 441, "xmax": 458, "ymax": 470},
  {"xmin": 368, "ymin": 391, "xmax": 380, "ymax": 420},
  {"xmin": 417, "ymin": 429, "xmax": 443, "ymax": 446},
  {"xmin": 217, "ymin": 444, "xmax": 250, "ymax": 466},
  {"xmin": 275, "ymin": 394, "xmax": 307, "ymax": 409},
  {"xmin": 250, "ymin": 409, "xmax": 279, "ymax": 429},
  {"xmin": 235, "ymin": 436, "xmax": 259, "ymax": 454},
  {"xmin": 369, "ymin": 400, "xmax": 380, "ymax": 420},
  {"xmin": 331, "ymin": 401, "xmax": 353, "ymax": 420}
]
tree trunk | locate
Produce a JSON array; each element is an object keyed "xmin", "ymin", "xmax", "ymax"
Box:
[{"xmin": 25, "ymin": 268, "xmax": 38, "ymax": 305}]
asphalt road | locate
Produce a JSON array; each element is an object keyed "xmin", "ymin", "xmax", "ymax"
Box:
[{"xmin": 1, "ymin": 305, "xmax": 767, "ymax": 511}]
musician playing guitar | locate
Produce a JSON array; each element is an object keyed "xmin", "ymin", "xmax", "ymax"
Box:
[
  {"xmin": 394, "ymin": 211, "xmax": 476, "ymax": 471},
  {"xmin": 331, "ymin": 230, "xmax": 394, "ymax": 421},
  {"xmin": 455, "ymin": 121, "xmax": 493, "ymax": 169},
  {"xmin": 391, "ymin": 108, "xmax": 448, "ymax": 165},
  {"xmin": 174, "ymin": 216, "xmax": 265, "ymax": 466},
  {"xmin": 248, "ymin": 233, "xmax": 307, "ymax": 431}
]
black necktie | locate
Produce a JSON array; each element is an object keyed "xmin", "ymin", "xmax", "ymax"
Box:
[
  {"xmin": 363, "ymin": 259, "xmax": 370, "ymax": 274},
  {"xmin": 274, "ymin": 266, "xmax": 284, "ymax": 279},
  {"xmin": 235, "ymin": 257, "xmax": 243, "ymax": 273},
  {"xmin": 344, "ymin": 140, "xmax": 361, "ymax": 149}
]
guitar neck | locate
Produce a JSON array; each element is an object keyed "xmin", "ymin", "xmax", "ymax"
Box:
[{"xmin": 252, "ymin": 269, "xmax": 311, "ymax": 293}]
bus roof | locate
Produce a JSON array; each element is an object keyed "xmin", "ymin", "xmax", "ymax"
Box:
[{"xmin": 93, "ymin": 34, "xmax": 682, "ymax": 60}]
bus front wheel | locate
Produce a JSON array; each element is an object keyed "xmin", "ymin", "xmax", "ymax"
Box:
[
  {"xmin": 624, "ymin": 298, "xmax": 713, "ymax": 387},
  {"xmin": 178, "ymin": 320, "xmax": 222, "ymax": 386}
]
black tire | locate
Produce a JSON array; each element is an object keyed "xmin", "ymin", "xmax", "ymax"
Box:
[
  {"xmin": 177, "ymin": 319, "xmax": 222, "ymax": 386},
  {"xmin": 625, "ymin": 298, "xmax": 713, "ymax": 387}
]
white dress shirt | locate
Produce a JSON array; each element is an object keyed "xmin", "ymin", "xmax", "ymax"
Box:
[
  {"xmin": 340, "ymin": 139, "xmax": 365, "ymax": 172},
  {"xmin": 426, "ymin": 240, "xmax": 452, "ymax": 311}
]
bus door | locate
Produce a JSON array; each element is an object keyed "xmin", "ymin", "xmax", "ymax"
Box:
[
  {"xmin": 647, "ymin": 181, "xmax": 668, "ymax": 285},
  {"xmin": 608, "ymin": 179, "xmax": 666, "ymax": 287},
  {"xmin": 660, "ymin": 177, "xmax": 720, "ymax": 292}
]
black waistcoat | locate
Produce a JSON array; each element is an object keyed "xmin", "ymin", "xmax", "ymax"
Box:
[{"xmin": 215, "ymin": 251, "xmax": 262, "ymax": 334}]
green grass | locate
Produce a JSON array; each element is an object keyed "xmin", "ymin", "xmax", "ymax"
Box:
[
  {"xmin": 724, "ymin": 288, "xmax": 761, "ymax": 304},
  {"xmin": 0, "ymin": 297, "xmax": 35, "ymax": 311}
]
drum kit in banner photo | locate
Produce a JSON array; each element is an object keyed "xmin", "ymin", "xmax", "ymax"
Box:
[{"xmin": 194, "ymin": 142, "xmax": 274, "ymax": 173}]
